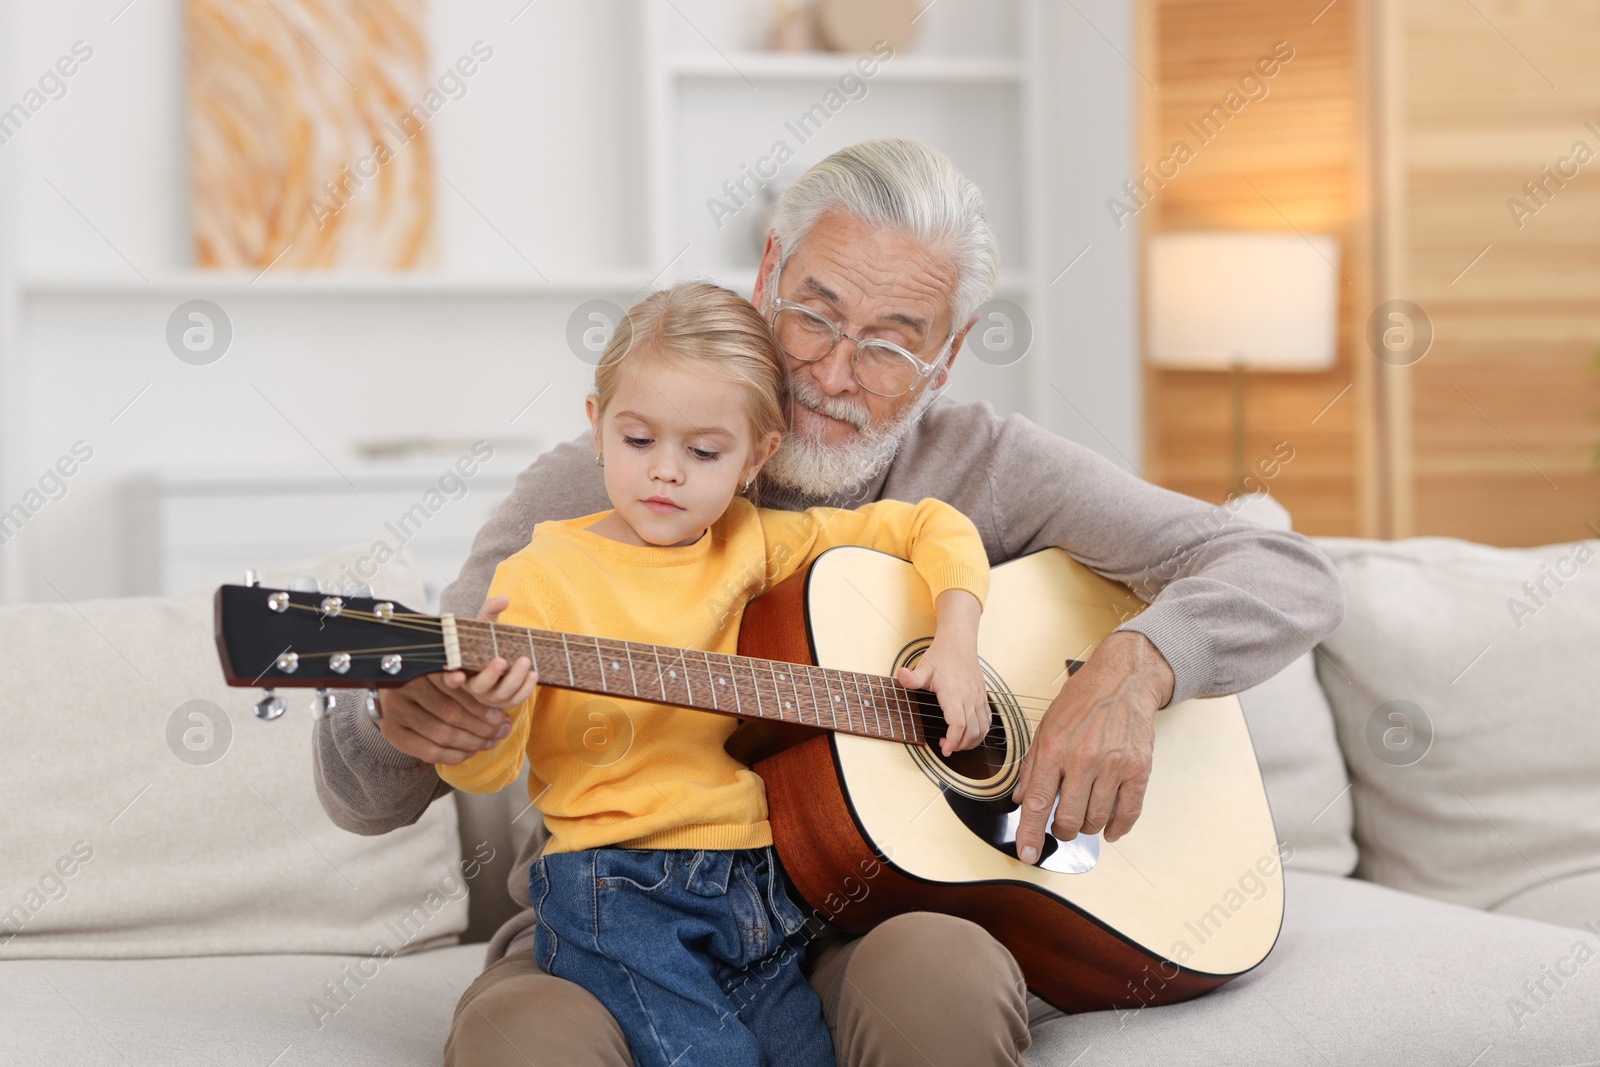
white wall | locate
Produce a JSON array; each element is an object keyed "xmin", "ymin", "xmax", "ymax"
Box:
[
  {"xmin": 0, "ymin": 0, "xmax": 1138, "ymax": 604},
  {"xmin": 1032, "ymin": 0, "xmax": 1143, "ymax": 477},
  {"xmin": 6, "ymin": 0, "xmax": 649, "ymax": 275}
]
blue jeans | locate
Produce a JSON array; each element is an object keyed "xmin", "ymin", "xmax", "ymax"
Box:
[{"xmin": 529, "ymin": 845, "xmax": 837, "ymax": 1067}]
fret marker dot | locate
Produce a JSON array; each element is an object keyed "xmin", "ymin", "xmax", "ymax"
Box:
[
  {"xmin": 718, "ymin": 678, "xmax": 726, "ymax": 685},
  {"xmin": 778, "ymin": 673, "xmax": 786, "ymax": 681},
  {"xmin": 834, "ymin": 696, "xmax": 841, "ymax": 702},
  {"xmin": 668, "ymin": 669, "xmax": 677, "ymax": 678},
  {"xmin": 784, "ymin": 701, "xmax": 792, "ymax": 709},
  {"xmin": 611, "ymin": 661, "xmax": 620, "ymax": 670}
]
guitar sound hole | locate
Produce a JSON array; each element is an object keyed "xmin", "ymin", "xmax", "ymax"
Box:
[{"xmin": 918, "ymin": 693, "xmax": 1011, "ymax": 782}]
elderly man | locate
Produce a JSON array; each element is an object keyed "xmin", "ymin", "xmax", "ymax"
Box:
[{"xmin": 314, "ymin": 138, "xmax": 1343, "ymax": 1067}]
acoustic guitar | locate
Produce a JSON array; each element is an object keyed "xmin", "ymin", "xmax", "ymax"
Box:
[{"xmin": 213, "ymin": 545, "xmax": 1283, "ymax": 1014}]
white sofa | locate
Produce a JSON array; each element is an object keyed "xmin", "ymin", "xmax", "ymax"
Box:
[{"xmin": 4, "ymin": 505, "xmax": 1598, "ymax": 1066}]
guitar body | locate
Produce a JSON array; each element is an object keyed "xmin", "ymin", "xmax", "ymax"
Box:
[{"xmin": 737, "ymin": 545, "xmax": 1283, "ymax": 1015}]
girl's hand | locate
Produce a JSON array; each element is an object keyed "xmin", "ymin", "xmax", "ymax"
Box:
[
  {"xmin": 377, "ymin": 595, "xmax": 536, "ymax": 765},
  {"xmin": 444, "ymin": 656, "xmax": 539, "ymax": 712},
  {"xmin": 443, "ymin": 594, "xmax": 540, "ymax": 712},
  {"xmin": 897, "ymin": 593, "xmax": 989, "ymax": 756}
]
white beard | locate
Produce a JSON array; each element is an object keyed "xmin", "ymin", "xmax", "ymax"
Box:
[{"xmin": 762, "ymin": 375, "xmax": 944, "ymax": 499}]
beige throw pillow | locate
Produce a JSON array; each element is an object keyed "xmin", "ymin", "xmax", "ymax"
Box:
[
  {"xmin": 0, "ymin": 545, "xmax": 467, "ymax": 959},
  {"xmin": 1314, "ymin": 536, "xmax": 1600, "ymax": 926},
  {"xmin": 1224, "ymin": 494, "xmax": 1357, "ymax": 876}
]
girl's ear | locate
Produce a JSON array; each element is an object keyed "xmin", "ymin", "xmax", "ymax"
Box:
[
  {"xmin": 585, "ymin": 396, "xmax": 603, "ymax": 456},
  {"xmin": 748, "ymin": 430, "xmax": 783, "ymax": 477}
]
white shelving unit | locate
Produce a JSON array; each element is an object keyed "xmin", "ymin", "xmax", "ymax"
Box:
[
  {"xmin": 634, "ymin": 0, "xmax": 1051, "ymax": 426},
  {"xmin": 15, "ymin": 272, "xmax": 662, "ymax": 299},
  {"xmin": 666, "ymin": 52, "xmax": 1025, "ymax": 83},
  {"xmin": 0, "ymin": 0, "xmax": 1121, "ymax": 606}
]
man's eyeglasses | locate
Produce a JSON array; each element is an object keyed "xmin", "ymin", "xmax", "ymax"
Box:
[{"xmin": 767, "ymin": 296, "xmax": 953, "ymax": 399}]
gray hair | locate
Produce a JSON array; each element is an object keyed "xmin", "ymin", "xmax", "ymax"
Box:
[{"xmin": 769, "ymin": 139, "xmax": 999, "ymax": 355}]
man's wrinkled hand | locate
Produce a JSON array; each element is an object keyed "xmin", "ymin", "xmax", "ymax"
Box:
[
  {"xmin": 1010, "ymin": 631, "xmax": 1174, "ymax": 861},
  {"xmin": 374, "ymin": 594, "xmax": 538, "ymax": 765}
]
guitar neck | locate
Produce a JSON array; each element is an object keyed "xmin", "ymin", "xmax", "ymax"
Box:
[{"xmin": 449, "ymin": 616, "xmax": 927, "ymax": 744}]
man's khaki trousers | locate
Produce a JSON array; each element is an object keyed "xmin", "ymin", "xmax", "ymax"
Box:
[{"xmin": 443, "ymin": 911, "xmax": 1033, "ymax": 1067}]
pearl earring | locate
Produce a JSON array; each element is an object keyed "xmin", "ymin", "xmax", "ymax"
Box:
[{"xmin": 595, "ymin": 454, "xmax": 604, "ymax": 468}]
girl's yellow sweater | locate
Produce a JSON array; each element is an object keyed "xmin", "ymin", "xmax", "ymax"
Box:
[{"xmin": 435, "ymin": 495, "xmax": 989, "ymax": 855}]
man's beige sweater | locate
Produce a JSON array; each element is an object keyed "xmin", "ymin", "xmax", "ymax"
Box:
[{"xmin": 313, "ymin": 395, "xmax": 1344, "ymax": 967}]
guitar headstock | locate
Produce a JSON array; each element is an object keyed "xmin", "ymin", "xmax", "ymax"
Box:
[{"xmin": 214, "ymin": 583, "xmax": 451, "ymax": 709}]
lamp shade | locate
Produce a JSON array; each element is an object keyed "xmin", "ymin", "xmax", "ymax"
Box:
[{"xmin": 1147, "ymin": 231, "xmax": 1340, "ymax": 371}]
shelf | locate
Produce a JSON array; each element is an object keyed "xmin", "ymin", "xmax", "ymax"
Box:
[
  {"xmin": 668, "ymin": 52, "xmax": 1023, "ymax": 84},
  {"xmin": 18, "ymin": 270, "xmax": 664, "ymax": 299},
  {"xmin": 20, "ymin": 268, "xmax": 1032, "ymax": 303},
  {"xmin": 662, "ymin": 269, "xmax": 1030, "ymax": 301}
]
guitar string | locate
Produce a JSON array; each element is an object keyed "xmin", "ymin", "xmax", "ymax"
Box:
[
  {"xmin": 319, "ymin": 607, "xmax": 1073, "ymax": 710},
  {"xmin": 259, "ymin": 607, "xmax": 1024, "ymax": 758},
  {"xmin": 274, "ymin": 603, "xmax": 1072, "ymax": 716},
  {"xmin": 266, "ymin": 646, "xmax": 1024, "ymax": 756},
  {"xmin": 448, "ymin": 614, "xmax": 1075, "ymax": 713},
  {"xmin": 265, "ymin": 639, "xmax": 1025, "ymax": 748},
  {"xmin": 264, "ymin": 612, "xmax": 1031, "ymax": 767},
  {"xmin": 318, "ymin": 605, "xmax": 1075, "ymax": 711}
]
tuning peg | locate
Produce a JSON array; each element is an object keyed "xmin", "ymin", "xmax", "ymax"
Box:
[
  {"xmin": 311, "ymin": 687, "xmax": 333, "ymax": 720},
  {"xmin": 339, "ymin": 578, "xmax": 373, "ymax": 598},
  {"xmin": 254, "ymin": 689, "xmax": 286, "ymax": 720},
  {"xmin": 363, "ymin": 687, "xmax": 381, "ymax": 722},
  {"xmin": 244, "ymin": 569, "xmax": 260, "ymax": 587},
  {"xmin": 288, "ymin": 575, "xmax": 322, "ymax": 593}
]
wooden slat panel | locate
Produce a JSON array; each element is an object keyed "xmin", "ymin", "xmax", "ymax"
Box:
[
  {"xmin": 1416, "ymin": 473, "xmax": 1600, "ymax": 546},
  {"xmin": 1384, "ymin": 0, "xmax": 1600, "ymax": 544},
  {"xmin": 1142, "ymin": 0, "xmax": 1373, "ymax": 535}
]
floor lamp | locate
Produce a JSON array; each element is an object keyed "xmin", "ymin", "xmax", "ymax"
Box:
[{"xmin": 1147, "ymin": 232, "xmax": 1340, "ymax": 493}]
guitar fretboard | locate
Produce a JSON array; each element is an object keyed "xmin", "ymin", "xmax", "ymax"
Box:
[{"xmin": 452, "ymin": 617, "xmax": 927, "ymax": 743}]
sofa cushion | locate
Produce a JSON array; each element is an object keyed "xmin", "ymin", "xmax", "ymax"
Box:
[
  {"xmin": 1235, "ymin": 653, "xmax": 1359, "ymax": 877},
  {"xmin": 1493, "ymin": 868, "xmax": 1600, "ymax": 928},
  {"xmin": 7, "ymin": 876, "xmax": 1592, "ymax": 1066},
  {"xmin": 0, "ymin": 544, "xmax": 468, "ymax": 959},
  {"xmin": 1225, "ymin": 494, "xmax": 1358, "ymax": 877},
  {"xmin": 0, "ymin": 943, "xmax": 485, "ymax": 1065},
  {"xmin": 1025, "ymin": 869, "xmax": 1600, "ymax": 1065},
  {"xmin": 1313, "ymin": 536, "xmax": 1600, "ymax": 925}
]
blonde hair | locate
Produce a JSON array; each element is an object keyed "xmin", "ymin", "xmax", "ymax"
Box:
[{"xmin": 590, "ymin": 282, "xmax": 789, "ymax": 504}]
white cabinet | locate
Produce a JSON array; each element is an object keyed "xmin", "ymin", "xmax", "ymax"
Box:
[{"xmin": 125, "ymin": 469, "xmax": 522, "ymax": 611}]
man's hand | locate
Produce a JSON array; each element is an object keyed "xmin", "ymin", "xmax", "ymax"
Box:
[
  {"xmin": 1010, "ymin": 630, "xmax": 1174, "ymax": 861},
  {"xmin": 374, "ymin": 594, "xmax": 539, "ymax": 765}
]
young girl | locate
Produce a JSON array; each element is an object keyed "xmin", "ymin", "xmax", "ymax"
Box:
[{"xmin": 436, "ymin": 281, "xmax": 992, "ymax": 1067}]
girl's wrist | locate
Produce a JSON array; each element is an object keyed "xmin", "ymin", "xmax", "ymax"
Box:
[{"xmin": 930, "ymin": 626, "xmax": 979, "ymax": 651}]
